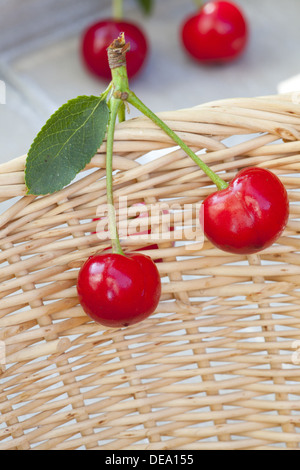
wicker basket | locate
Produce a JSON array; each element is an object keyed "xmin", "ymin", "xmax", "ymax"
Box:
[{"xmin": 1, "ymin": 93, "xmax": 300, "ymax": 450}]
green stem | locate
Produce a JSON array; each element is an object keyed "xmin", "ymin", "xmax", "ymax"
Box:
[
  {"xmin": 106, "ymin": 96, "xmax": 125, "ymax": 255},
  {"xmin": 193, "ymin": 0, "xmax": 205, "ymax": 8},
  {"xmin": 127, "ymin": 91, "xmax": 229, "ymax": 191},
  {"xmin": 117, "ymin": 102, "xmax": 126, "ymax": 123},
  {"xmin": 111, "ymin": 67, "xmax": 130, "ymax": 97},
  {"xmin": 112, "ymin": 0, "xmax": 123, "ymax": 20}
]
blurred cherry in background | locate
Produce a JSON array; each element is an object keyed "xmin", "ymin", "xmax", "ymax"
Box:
[
  {"xmin": 81, "ymin": 0, "xmax": 152, "ymax": 80},
  {"xmin": 181, "ymin": 1, "xmax": 249, "ymax": 64}
]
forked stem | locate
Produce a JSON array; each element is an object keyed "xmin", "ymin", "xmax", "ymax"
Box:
[
  {"xmin": 108, "ymin": 34, "xmax": 228, "ymax": 190},
  {"xmin": 106, "ymin": 33, "xmax": 229, "ymax": 256}
]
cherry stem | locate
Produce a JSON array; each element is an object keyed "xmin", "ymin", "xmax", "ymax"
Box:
[
  {"xmin": 106, "ymin": 96, "xmax": 125, "ymax": 256},
  {"xmin": 118, "ymin": 102, "xmax": 126, "ymax": 123},
  {"xmin": 127, "ymin": 91, "xmax": 229, "ymax": 190},
  {"xmin": 193, "ymin": 0, "xmax": 205, "ymax": 8},
  {"xmin": 112, "ymin": 0, "xmax": 123, "ymax": 20},
  {"xmin": 104, "ymin": 34, "xmax": 132, "ymax": 256}
]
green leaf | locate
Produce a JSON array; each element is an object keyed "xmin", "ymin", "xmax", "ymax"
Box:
[
  {"xmin": 134, "ymin": 0, "xmax": 154, "ymax": 15},
  {"xmin": 25, "ymin": 95, "xmax": 109, "ymax": 195}
]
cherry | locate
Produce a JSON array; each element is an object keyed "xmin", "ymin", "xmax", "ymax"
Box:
[
  {"xmin": 77, "ymin": 253, "xmax": 161, "ymax": 328},
  {"xmin": 181, "ymin": 1, "xmax": 248, "ymax": 64},
  {"xmin": 81, "ymin": 20, "xmax": 149, "ymax": 80},
  {"xmin": 200, "ymin": 168, "xmax": 289, "ymax": 255}
]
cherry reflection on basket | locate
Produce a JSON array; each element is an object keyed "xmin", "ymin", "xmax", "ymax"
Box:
[{"xmin": 92, "ymin": 202, "xmax": 175, "ymax": 262}]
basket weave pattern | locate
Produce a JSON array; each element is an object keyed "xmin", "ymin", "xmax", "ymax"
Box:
[{"xmin": 1, "ymin": 94, "xmax": 300, "ymax": 450}]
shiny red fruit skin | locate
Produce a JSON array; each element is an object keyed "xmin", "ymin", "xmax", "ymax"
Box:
[
  {"xmin": 81, "ymin": 19, "xmax": 148, "ymax": 80},
  {"xmin": 181, "ymin": 1, "xmax": 248, "ymax": 63},
  {"xmin": 77, "ymin": 253, "xmax": 161, "ymax": 328},
  {"xmin": 201, "ymin": 168, "xmax": 289, "ymax": 255}
]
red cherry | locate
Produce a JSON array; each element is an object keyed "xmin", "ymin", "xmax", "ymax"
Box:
[
  {"xmin": 181, "ymin": 1, "xmax": 248, "ymax": 63},
  {"xmin": 81, "ymin": 19, "xmax": 149, "ymax": 80},
  {"xmin": 200, "ymin": 168, "xmax": 289, "ymax": 255},
  {"xmin": 77, "ymin": 253, "xmax": 161, "ymax": 328}
]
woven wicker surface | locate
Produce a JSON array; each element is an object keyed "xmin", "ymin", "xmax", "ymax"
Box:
[{"xmin": 1, "ymin": 93, "xmax": 300, "ymax": 450}]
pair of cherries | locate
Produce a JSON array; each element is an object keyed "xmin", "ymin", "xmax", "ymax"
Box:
[
  {"xmin": 81, "ymin": 1, "xmax": 249, "ymax": 82},
  {"xmin": 78, "ymin": 167, "xmax": 289, "ymax": 328},
  {"xmin": 78, "ymin": 3, "xmax": 288, "ymax": 329}
]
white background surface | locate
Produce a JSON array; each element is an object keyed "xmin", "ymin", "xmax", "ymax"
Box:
[{"xmin": 0, "ymin": 0, "xmax": 300, "ymax": 163}]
